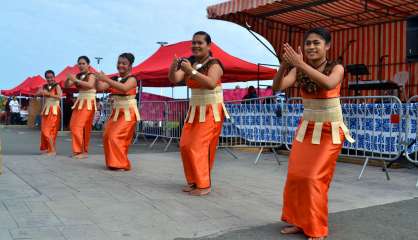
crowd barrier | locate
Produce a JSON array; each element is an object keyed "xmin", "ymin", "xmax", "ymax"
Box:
[
  {"xmin": 405, "ymin": 96, "xmax": 418, "ymax": 188},
  {"xmin": 221, "ymin": 96, "xmax": 285, "ymax": 164},
  {"xmin": 137, "ymin": 100, "xmax": 188, "ymax": 151},
  {"xmin": 98, "ymin": 94, "xmax": 418, "ymax": 186}
]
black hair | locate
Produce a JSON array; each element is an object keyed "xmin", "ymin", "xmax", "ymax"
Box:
[
  {"xmin": 304, "ymin": 27, "xmax": 331, "ymax": 44},
  {"xmin": 193, "ymin": 31, "xmax": 212, "ymax": 45},
  {"xmin": 119, "ymin": 53, "xmax": 135, "ymax": 66},
  {"xmin": 248, "ymin": 86, "xmax": 255, "ymax": 90},
  {"xmin": 77, "ymin": 55, "xmax": 90, "ymax": 64},
  {"xmin": 44, "ymin": 70, "xmax": 55, "ymax": 77}
]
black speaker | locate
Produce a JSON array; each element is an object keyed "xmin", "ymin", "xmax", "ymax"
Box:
[{"xmin": 407, "ymin": 15, "xmax": 418, "ymax": 62}]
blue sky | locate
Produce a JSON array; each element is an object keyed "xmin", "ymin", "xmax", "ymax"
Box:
[{"xmin": 1, "ymin": 0, "xmax": 278, "ymax": 98}]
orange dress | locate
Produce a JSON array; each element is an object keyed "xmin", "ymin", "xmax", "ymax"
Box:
[
  {"xmin": 179, "ymin": 58, "xmax": 230, "ymax": 189},
  {"xmin": 103, "ymin": 76, "xmax": 140, "ymax": 170},
  {"xmin": 40, "ymin": 84, "xmax": 61, "ymax": 153},
  {"xmin": 69, "ymin": 73, "xmax": 96, "ymax": 155},
  {"xmin": 281, "ymin": 62, "xmax": 355, "ymax": 237}
]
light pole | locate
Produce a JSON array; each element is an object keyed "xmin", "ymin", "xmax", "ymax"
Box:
[
  {"xmin": 95, "ymin": 57, "xmax": 103, "ymax": 69},
  {"xmin": 95, "ymin": 57, "xmax": 104, "ymax": 100},
  {"xmin": 156, "ymin": 42, "xmax": 168, "ymax": 96},
  {"xmin": 156, "ymin": 41, "xmax": 168, "ymax": 47}
]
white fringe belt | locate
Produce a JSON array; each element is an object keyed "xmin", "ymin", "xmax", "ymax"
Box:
[
  {"xmin": 186, "ymin": 86, "xmax": 230, "ymax": 123},
  {"xmin": 296, "ymin": 98, "xmax": 355, "ymax": 145}
]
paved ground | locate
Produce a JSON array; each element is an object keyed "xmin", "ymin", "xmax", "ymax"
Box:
[{"xmin": 1, "ymin": 126, "xmax": 418, "ymax": 240}]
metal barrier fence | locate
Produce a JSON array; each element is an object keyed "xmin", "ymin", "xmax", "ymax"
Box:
[
  {"xmin": 100, "ymin": 94, "xmax": 417, "ymax": 184},
  {"xmin": 220, "ymin": 96, "xmax": 285, "ymax": 164},
  {"xmin": 137, "ymin": 100, "xmax": 188, "ymax": 151},
  {"xmin": 405, "ymin": 96, "xmax": 418, "ymax": 188},
  {"xmin": 284, "ymin": 96, "xmax": 404, "ymax": 180}
]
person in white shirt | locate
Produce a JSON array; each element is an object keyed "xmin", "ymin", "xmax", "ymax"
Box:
[{"xmin": 9, "ymin": 97, "xmax": 21, "ymax": 124}]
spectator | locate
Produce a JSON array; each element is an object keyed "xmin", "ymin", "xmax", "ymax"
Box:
[
  {"xmin": 9, "ymin": 96, "xmax": 21, "ymax": 124},
  {"xmin": 19, "ymin": 105, "xmax": 28, "ymax": 124},
  {"xmin": 63, "ymin": 95, "xmax": 74, "ymax": 130},
  {"xmin": 0, "ymin": 96, "xmax": 6, "ymax": 124},
  {"xmin": 5, "ymin": 97, "xmax": 11, "ymax": 125},
  {"xmin": 242, "ymin": 86, "xmax": 258, "ymax": 104}
]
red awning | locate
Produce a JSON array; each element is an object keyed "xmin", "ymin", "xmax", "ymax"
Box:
[
  {"xmin": 207, "ymin": 0, "xmax": 418, "ymax": 31},
  {"xmin": 132, "ymin": 41, "xmax": 277, "ymax": 87},
  {"xmin": 2, "ymin": 75, "xmax": 46, "ymax": 96}
]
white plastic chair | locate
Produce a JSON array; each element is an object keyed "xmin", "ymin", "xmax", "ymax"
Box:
[{"xmin": 392, "ymin": 71, "xmax": 409, "ymax": 101}]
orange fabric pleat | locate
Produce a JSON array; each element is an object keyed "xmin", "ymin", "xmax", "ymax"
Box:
[
  {"xmin": 179, "ymin": 104, "xmax": 224, "ymax": 189},
  {"xmin": 103, "ymin": 108, "xmax": 137, "ymax": 170},
  {"xmin": 69, "ymin": 101, "xmax": 95, "ymax": 154},
  {"xmin": 40, "ymin": 107, "xmax": 61, "ymax": 153},
  {"xmin": 281, "ymin": 122, "xmax": 344, "ymax": 237}
]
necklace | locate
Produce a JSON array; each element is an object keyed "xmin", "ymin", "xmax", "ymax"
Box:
[
  {"xmin": 194, "ymin": 55, "xmax": 210, "ymax": 70},
  {"xmin": 310, "ymin": 59, "xmax": 327, "ymax": 69}
]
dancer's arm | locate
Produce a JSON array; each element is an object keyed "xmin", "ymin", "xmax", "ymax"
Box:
[
  {"xmin": 168, "ymin": 55, "xmax": 186, "ymax": 84},
  {"xmin": 34, "ymin": 87, "xmax": 45, "ymax": 97},
  {"xmin": 180, "ymin": 60, "xmax": 222, "ymax": 90},
  {"xmin": 48, "ymin": 85, "xmax": 62, "ymax": 99},
  {"xmin": 272, "ymin": 60, "xmax": 296, "ymax": 91},
  {"xmin": 67, "ymin": 74, "xmax": 96, "ymax": 89},
  {"xmin": 283, "ymin": 43, "xmax": 344, "ymax": 89},
  {"xmin": 96, "ymin": 71, "xmax": 136, "ymax": 92}
]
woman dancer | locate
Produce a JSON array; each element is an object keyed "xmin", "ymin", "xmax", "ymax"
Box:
[
  {"xmin": 36, "ymin": 70, "xmax": 62, "ymax": 156},
  {"xmin": 168, "ymin": 31, "xmax": 229, "ymax": 196},
  {"xmin": 96, "ymin": 53, "xmax": 139, "ymax": 171},
  {"xmin": 65, "ymin": 56, "xmax": 97, "ymax": 159},
  {"xmin": 273, "ymin": 28, "xmax": 354, "ymax": 240}
]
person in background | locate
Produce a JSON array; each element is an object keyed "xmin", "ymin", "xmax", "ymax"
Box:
[
  {"xmin": 0, "ymin": 96, "xmax": 7, "ymax": 124},
  {"xmin": 63, "ymin": 95, "xmax": 74, "ymax": 130},
  {"xmin": 9, "ymin": 96, "xmax": 21, "ymax": 124},
  {"xmin": 36, "ymin": 70, "xmax": 62, "ymax": 156},
  {"xmin": 19, "ymin": 105, "xmax": 28, "ymax": 124},
  {"xmin": 242, "ymin": 86, "xmax": 258, "ymax": 104}
]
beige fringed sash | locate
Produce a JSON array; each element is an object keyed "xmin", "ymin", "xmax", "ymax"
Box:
[
  {"xmin": 186, "ymin": 86, "xmax": 230, "ymax": 123},
  {"xmin": 41, "ymin": 97, "xmax": 60, "ymax": 116},
  {"xmin": 72, "ymin": 89, "xmax": 97, "ymax": 111},
  {"xmin": 111, "ymin": 95, "xmax": 140, "ymax": 122},
  {"xmin": 295, "ymin": 98, "xmax": 355, "ymax": 145}
]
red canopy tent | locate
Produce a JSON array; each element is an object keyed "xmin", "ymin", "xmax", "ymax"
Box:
[
  {"xmin": 2, "ymin": 75, "xmax": 46, "ymax": 96},
  {"xmin": 207, "ymin": 0, "xmax": 418, "ymax": 99},
  {"xmin": 131, "ymin": 41, "xmax": 277, "ymax": 87}
]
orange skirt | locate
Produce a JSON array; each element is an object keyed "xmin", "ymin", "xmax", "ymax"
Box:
[
  {"xmin": 179, "ymin": 104, "xmax": 224, "ymax": 189},
  {"xmin": 69, "ymin": 102, "xmax": 95, "ymax": 154},
  {"xmin": 103, "ymin": 108, "xmax": 137, "ymax": 170},
  {"xmin": 281, "ymin": 122, "xmax": 344, "ymax": 237},
  {"xmin": 40, "ymin": 107, "xmax": 61, "ymax": 153}
]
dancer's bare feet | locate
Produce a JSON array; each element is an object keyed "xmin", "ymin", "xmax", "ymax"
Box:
[
  {"xmin": 182, "ymin": 184, "xmax": 196, "ymax": 192},
  {"xmin": 280, "ymin": 226, "xmax": 302, "ymax": 235},
  {"xmin": 308, "ymin": 237, "xmax": 326, "ymax": 240},
  {"xmin": 108, "ymin": 167, "xmax": 130, "ymax": 171},
  {"xmin": 46, "ymin": 152, "xmax": 56, "ymax": 156},
  {"xmin": 73, "ymin": 153, "xmax": 87, "ymax": 159},
  {"xmin": 189, "ymin": 188, "xmax": 211, "ymax": 196}
]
